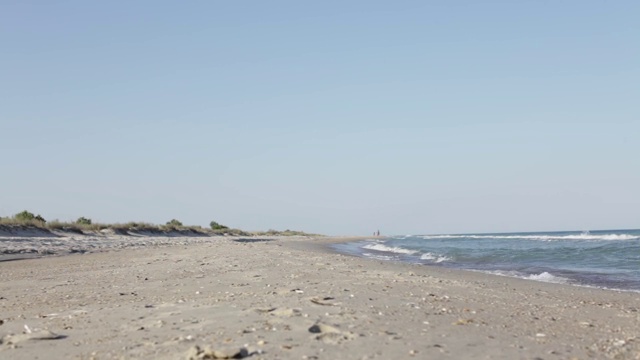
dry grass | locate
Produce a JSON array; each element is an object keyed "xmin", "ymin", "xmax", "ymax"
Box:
[
  {"xmin": 47, "ymin": 220, "xmax": 108, "ymax": 232},
  {"xmin": 0, "ymin": 217, "xmax": 45, "ymax": 227}
]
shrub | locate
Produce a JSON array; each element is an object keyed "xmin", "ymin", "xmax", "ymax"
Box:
[
  {"xmin": 166, "ymin": 219, "xmax": 183, "ymax": 227},
  {"xmin": 14, "ymin": 210, "xmax": 35, "ymax": 221},
  {"xmin": 76, "ymin": 217, "xmax": 92, "ymax": 225},
  {"xmin": 210, "ymin": 221, "xmax": 229, "ymax": 230},
  {"xmin": 14, "ymin": 210, "xmax": 46, "ymax": 223}
]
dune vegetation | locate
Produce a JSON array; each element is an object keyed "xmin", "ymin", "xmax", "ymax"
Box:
[{"xmin": 0, "ymin": 210, "xmax": 318, "ymax": 237}]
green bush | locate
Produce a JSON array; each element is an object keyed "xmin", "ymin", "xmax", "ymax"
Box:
[
  {"xmin": 76, "ymin": 217, "xmax": 92, "ymax": 225},
  {"xmin": 209, "ymin": 221, "xmax": 229, "ymax": 230},
  {"xmin": 14, "ymin": 210, "xmax": 35, "ymax": 221},
  {"xmin": 166, "ymin": 219, "xmax": 183, "ymax": 227},
  {"xmin": 14, "ymin": 210, "xmax": 46, "ymax": 223}
]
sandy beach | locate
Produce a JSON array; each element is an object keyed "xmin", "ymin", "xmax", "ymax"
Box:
[{"xmin": 1, "ymin": 235, "xmax": 639, "ymax": 359}]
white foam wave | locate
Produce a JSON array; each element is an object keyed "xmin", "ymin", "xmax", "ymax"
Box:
[
  {"xmin": 420, "ymin": 233, "xmax": 638, "ymax": 241},
  {"xmin": 419, "ymin": 252, "xmax": 451, "ymax": 263},
  {"xmin": 481, "ymin": 270, "xmax": 569, "ymax": 284},
  {"xmin": 477, "ymin": 270, "xmax": 640, "ymax": 293},
  {"xmin": 524, "ymin": 272, "xmax": 569, "ymax": 284},
  {"xmin": 362, "ymin": 252, "xmax": 395, "ymax": 261},
  {"xmin": 362, "ymin": 243, "xmax": 418, "ymax": 255}
]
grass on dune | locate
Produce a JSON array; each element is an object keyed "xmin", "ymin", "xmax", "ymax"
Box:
[
  {"xmin": 1, "ymin": 214, "xmax": 305, "ymax": 236},
  {"xmin": 0, "ymin": 211, "xmax": 318, "ymax": 237}
]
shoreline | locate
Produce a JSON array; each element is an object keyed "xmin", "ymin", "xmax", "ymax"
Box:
[
  {"xmin": 303, "ymin": 236, "xmax": 640, "ymax": 295},
  {"xmin": 320, "ymin": 237, "xmax": 640, "ymax": 294},
  {"xmin": 324, "ymin": 234, "xmax": 640, "ymax": 295},
  {"xmin": 1, "ymin": 235, "xmax": 639, "ymax": 359}
]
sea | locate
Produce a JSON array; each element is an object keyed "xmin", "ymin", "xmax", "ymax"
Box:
[{"xmin": 332, "ymin": 229, "xmax": 640, "ymax": 293}]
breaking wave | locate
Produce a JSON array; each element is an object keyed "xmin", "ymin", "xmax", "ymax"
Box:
[
  {"xmin": 419, "ymin": 252, "xmax": 451, "ymax": 263},
  {"xmin": 482, "ymin": 270, "xmax": 570, "ymax": 285},
  {"xmin": 362, "ymin": 243, "xmax": 418, "ymax": 255}
]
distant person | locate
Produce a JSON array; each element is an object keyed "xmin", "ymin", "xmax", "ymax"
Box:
[{"xmin": 376, "ymin": 230, "xmax": 380, "ymax": 236}]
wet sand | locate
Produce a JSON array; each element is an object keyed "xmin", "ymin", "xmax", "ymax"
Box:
[{"xmin": 1, "ymin": 235, "xmax": 639, "ymax": 359}]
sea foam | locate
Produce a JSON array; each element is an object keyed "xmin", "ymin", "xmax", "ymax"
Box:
[
  {"xmin": 362, "ymin": 243, "xmax": 418, "ymax": 255},
  {"xmin": 420, "ymin": 252, "xmax": 451, "ymax": 263},
  {"xmin": 362, "ymin": 252, "xmax": 395, "ymax": 261},
  {"xmin": 525, "ymin": 271, "xmax": 569, "ymax": 284},
  {"xmin": 482, "ymin": 270, "xmax": 570, "ymax": 285}
]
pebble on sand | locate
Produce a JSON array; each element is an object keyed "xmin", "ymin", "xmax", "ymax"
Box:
[{"xmin": 185, "ymin": 345, "xmax": 250, "ymax": 359}]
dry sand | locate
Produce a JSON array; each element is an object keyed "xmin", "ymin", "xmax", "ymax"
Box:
[{"xmin": 1, "ymin": 235, "xmax": 639, "ymax": 359}]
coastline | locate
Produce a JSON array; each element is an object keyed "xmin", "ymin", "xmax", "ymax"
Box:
[
  {"xmin": 1, "ymin": 235, "xmax": 639, "ymax": 359},
  {"xmin": 326, "ymin": 233, "xmax": 640, "ymax": 294}
]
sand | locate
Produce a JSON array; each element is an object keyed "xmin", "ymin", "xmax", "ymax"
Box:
[{"xmin": 1, "ymin": 235, "xmax": 639, "ymax": 359}]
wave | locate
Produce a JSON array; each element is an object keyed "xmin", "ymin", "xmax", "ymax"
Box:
[
  {"xmin": 525, "ymin": 272, "xmax": 569, "ymax": 284},
  {"xmin": 420, "ymin": 233, "xmax": 639, "ymax": 241},
  {"xmin": 482, "ymin": 270, "xmax": 570, "ymax": 284},
  {"xmin": 362, "ymin": 252, "xmax": 395, "ymax": 261},
  {"xmin": 419, "ymin": 252, "xmax": 451, "ymax": 263},
  {"xmin": 362, "ymin": 243, "xmax": 418, "ymax": 255}
]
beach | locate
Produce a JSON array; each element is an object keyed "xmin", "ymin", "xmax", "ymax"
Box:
[{"xmin": 1, "ymin": 235, "xmax": 639, "ymax": 359}]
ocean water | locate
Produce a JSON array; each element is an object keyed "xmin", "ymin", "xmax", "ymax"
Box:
[{"xmin": 332, "ymin": 229, "xmax": 640, "ymax": 292}]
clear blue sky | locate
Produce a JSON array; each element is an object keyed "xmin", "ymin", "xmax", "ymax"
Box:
[{"xmin": 1, "ymin": 1, "xmax": 638, "ymax": 235}]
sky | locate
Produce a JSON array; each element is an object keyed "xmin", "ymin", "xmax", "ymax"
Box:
[{"xmin": 1, "ymin": 1, "xmax": 639, "ymax": 235}]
